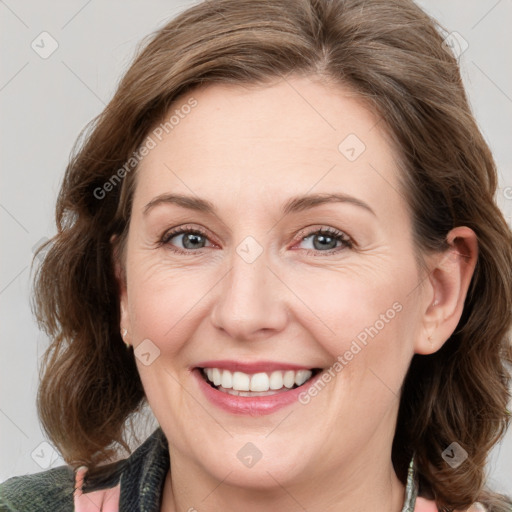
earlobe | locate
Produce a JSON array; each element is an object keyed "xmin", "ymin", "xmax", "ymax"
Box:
[
  {"xmin": 415, "ymin": 226, "xmax": 478, "ymax": 355},
  {"xmin": 120, "ymin": 326, "xmax": 130, "ymax": 348},
  {"xmin": 118, "ymin": 283, "xmax": 132, "ymax": 347}
]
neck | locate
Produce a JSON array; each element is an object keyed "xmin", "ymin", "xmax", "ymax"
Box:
[{"xmin": 160, "ymin": 448, "xmax": 405, "ymax": 512}]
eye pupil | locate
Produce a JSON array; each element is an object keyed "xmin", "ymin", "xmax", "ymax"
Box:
[
  {"xmin": 183, "ymin": 233, "xmax": 205, "ymax": 249},
  {"xmin": 313, "ymin": 234, "xmax": 337, "ymax": 250}
]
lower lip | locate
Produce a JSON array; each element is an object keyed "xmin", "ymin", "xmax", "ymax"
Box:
[{"xmin": 193, "ymin": 368, "xmax": 322, "ymax": 416}]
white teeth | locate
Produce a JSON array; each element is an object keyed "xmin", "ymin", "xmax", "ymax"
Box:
[
  {"xmin": 212, "ymin": 368, "xmax": 222, "ymax": 386},
  {"xmin": 221, "ymin": 370, "xmax": 232, "ymax": 389},
  {"xmin": 295, "ymin": 369, "xmax": 312, "ymax": 386},
  {"xmin": 283, "ymin": 370, "xmax": 295, "ymax": 389},
  {"xmin": 250, "ymin": 372, "xmax": 269, "ymax": 392},
  {"xmin": 202, "ymin": 368, "xmax": 314, "ymax": 392},
  {"xmin": 269, "ymin": 371, "xmax": 284, "ymax": 390},
  {"xmin": 232, "ymin": 371, "xmax": 250, "ymax": 391}
]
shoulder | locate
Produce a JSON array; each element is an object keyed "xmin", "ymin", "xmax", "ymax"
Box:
[
  {"xmin": 0, "ymin": 428, "xmax": 169, "ymax": 512},
  {"xmin": 0, "ymin": 465, "xmax": 75, "ymax": 512}
]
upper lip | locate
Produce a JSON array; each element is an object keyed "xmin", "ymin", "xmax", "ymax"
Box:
[{"xmin": 194, "ymin": 360, "xmax": 318, "ymax": 373}]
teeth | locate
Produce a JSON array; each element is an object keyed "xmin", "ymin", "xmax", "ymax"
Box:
[
  {"xmin": 202, "ymin": 368, "xmax": 313, "ymax": 392},
  {"xmin": 221, "ymin": 370, "xmax": 232, "ymax": 389},
  {"xmin": 269, "ymin": 371, "xmax": 283, "ymax": 390},
  {"xmin": 233, "ymin": 371, "xmax": 250, "ymax": 391},
  {"xmin": 283, "ymin": 370, "xmax": 295, "ymax": 389},
  {"xmin": 250, "ymin": 372, "xmax": 269, "ymax": 392},
  {"xmin": 295, "ymin": 369, "xmax": 312, "ymax": 386},
  {"xmin": 212, "ymin": 368, "xmax": 222, "ymax": 386}
]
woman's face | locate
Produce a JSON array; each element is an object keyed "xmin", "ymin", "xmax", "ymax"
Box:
[{"xmin": 118, "ymin": 75, "xmax": 431, "ymax": 490}]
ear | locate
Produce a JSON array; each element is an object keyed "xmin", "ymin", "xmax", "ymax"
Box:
[
  {"xmin": 414, "ymin": 226, "xmax": 478, "ymax": 355},
  {"xmin": 111, "ymin": 234, "xmax": 131, "ymax": 342}
]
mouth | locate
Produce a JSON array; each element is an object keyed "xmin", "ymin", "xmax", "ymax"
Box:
[{"xmin": 197, "ymin": 367, "xmax": 323, "ymax": 397}]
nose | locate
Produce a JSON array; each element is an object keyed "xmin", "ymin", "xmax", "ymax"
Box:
[{"xmin": 210, "ymin": 244, "xmax": 289, "ymax": 341}]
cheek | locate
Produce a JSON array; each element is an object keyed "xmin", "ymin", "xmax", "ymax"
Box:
[
  {"xmin": 287, "ymin": 260, "xmax": 419, "ymax": 399},
  {"xmin": 124, "ymin": 244, "xmax": 232, "ymax": 372},
  {"xmin": 127, "ymin": 268, "xmax": 209, "ymax": 350},
  {"xmin": 285, "ymin": 265, "xmax": 408, "ymax": 353}
]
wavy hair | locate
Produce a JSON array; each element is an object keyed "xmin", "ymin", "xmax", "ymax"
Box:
[{"xmin": 33, "ymin": 0, "xmax": 512, "ymax": 509}]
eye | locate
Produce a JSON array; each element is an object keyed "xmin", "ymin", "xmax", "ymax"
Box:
[
  {"xmin": 294, "ymin": 226, "xmax": 353, "ymax": 254},
  {"xmin": 159, "ymin": 224, "xmax": 354, "ymax": 255},
  {"xmin": 160, "ymin": 225, "xmax": 214, "ymax": 253}
]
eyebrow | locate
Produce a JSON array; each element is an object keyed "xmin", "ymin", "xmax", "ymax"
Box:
[{"xmin": 143, "ymin": 192, "xmax": 375, "ymax": 217}]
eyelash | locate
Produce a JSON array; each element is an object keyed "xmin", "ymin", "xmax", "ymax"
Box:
[{"xmin": 159, "ymin": 224, "xmax": 354, "ymax": 256}]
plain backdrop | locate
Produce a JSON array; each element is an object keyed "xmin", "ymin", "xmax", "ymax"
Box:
[{"xmin": 1, "ymin": 0, "xmax": 511, "ymax": 495}]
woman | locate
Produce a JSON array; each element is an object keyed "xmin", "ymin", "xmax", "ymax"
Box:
[{"xmin": 1, "ymin": 0, "xmax": 511, "ymax": 510}]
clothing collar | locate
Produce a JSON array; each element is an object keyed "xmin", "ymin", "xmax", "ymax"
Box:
[
  {"xmin": 401, "ymin": 455, "xmax": 419, "ymax": 512},
  {"xmin": 118, "ymin": 427, "xmax": 170, "ymax": 511}
]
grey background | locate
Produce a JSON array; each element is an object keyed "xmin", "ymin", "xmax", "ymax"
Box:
[{"xmin": 1, "ymin": 0, "xmax": 511, "ymax": 494}]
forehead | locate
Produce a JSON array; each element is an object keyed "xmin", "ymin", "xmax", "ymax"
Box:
[{"xmin": 133, "ymin": 76, "xmax": 406, "ymax": 220}]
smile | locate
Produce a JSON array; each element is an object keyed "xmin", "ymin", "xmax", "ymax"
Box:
[
  {"xmin": 193, "ymin": 362, "xmax": 324, "ymax": 415},
  {"xmin": 201, "ymin": 368, "xmax": 319, "ymax": 396}
]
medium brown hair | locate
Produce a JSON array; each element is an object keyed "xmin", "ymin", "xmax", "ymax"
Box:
[{"xmin": 33, "ymin": 0, "xmax": 512, "ymax": 509}]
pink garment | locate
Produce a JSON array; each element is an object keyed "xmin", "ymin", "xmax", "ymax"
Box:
[
  {"xmin": 415, "ymin": 497, "xmax": 487, "ymax": 512},
  {"xmin": 414, "ymin": 497, "xmax": 440, "ymax": 511},
  {"xmin": 74, "ymin": 467, "xmax": 120, "ymax": 512}
]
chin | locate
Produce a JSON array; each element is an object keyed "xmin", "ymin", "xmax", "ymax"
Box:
[{"xmin": 190, "ymin": 434, "xmax": 315, "ymax": 489}]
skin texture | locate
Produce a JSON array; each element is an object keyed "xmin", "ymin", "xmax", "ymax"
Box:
[{"xmin": 113, "ymin": 75, "xmax": 478, "ymax": 512}]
